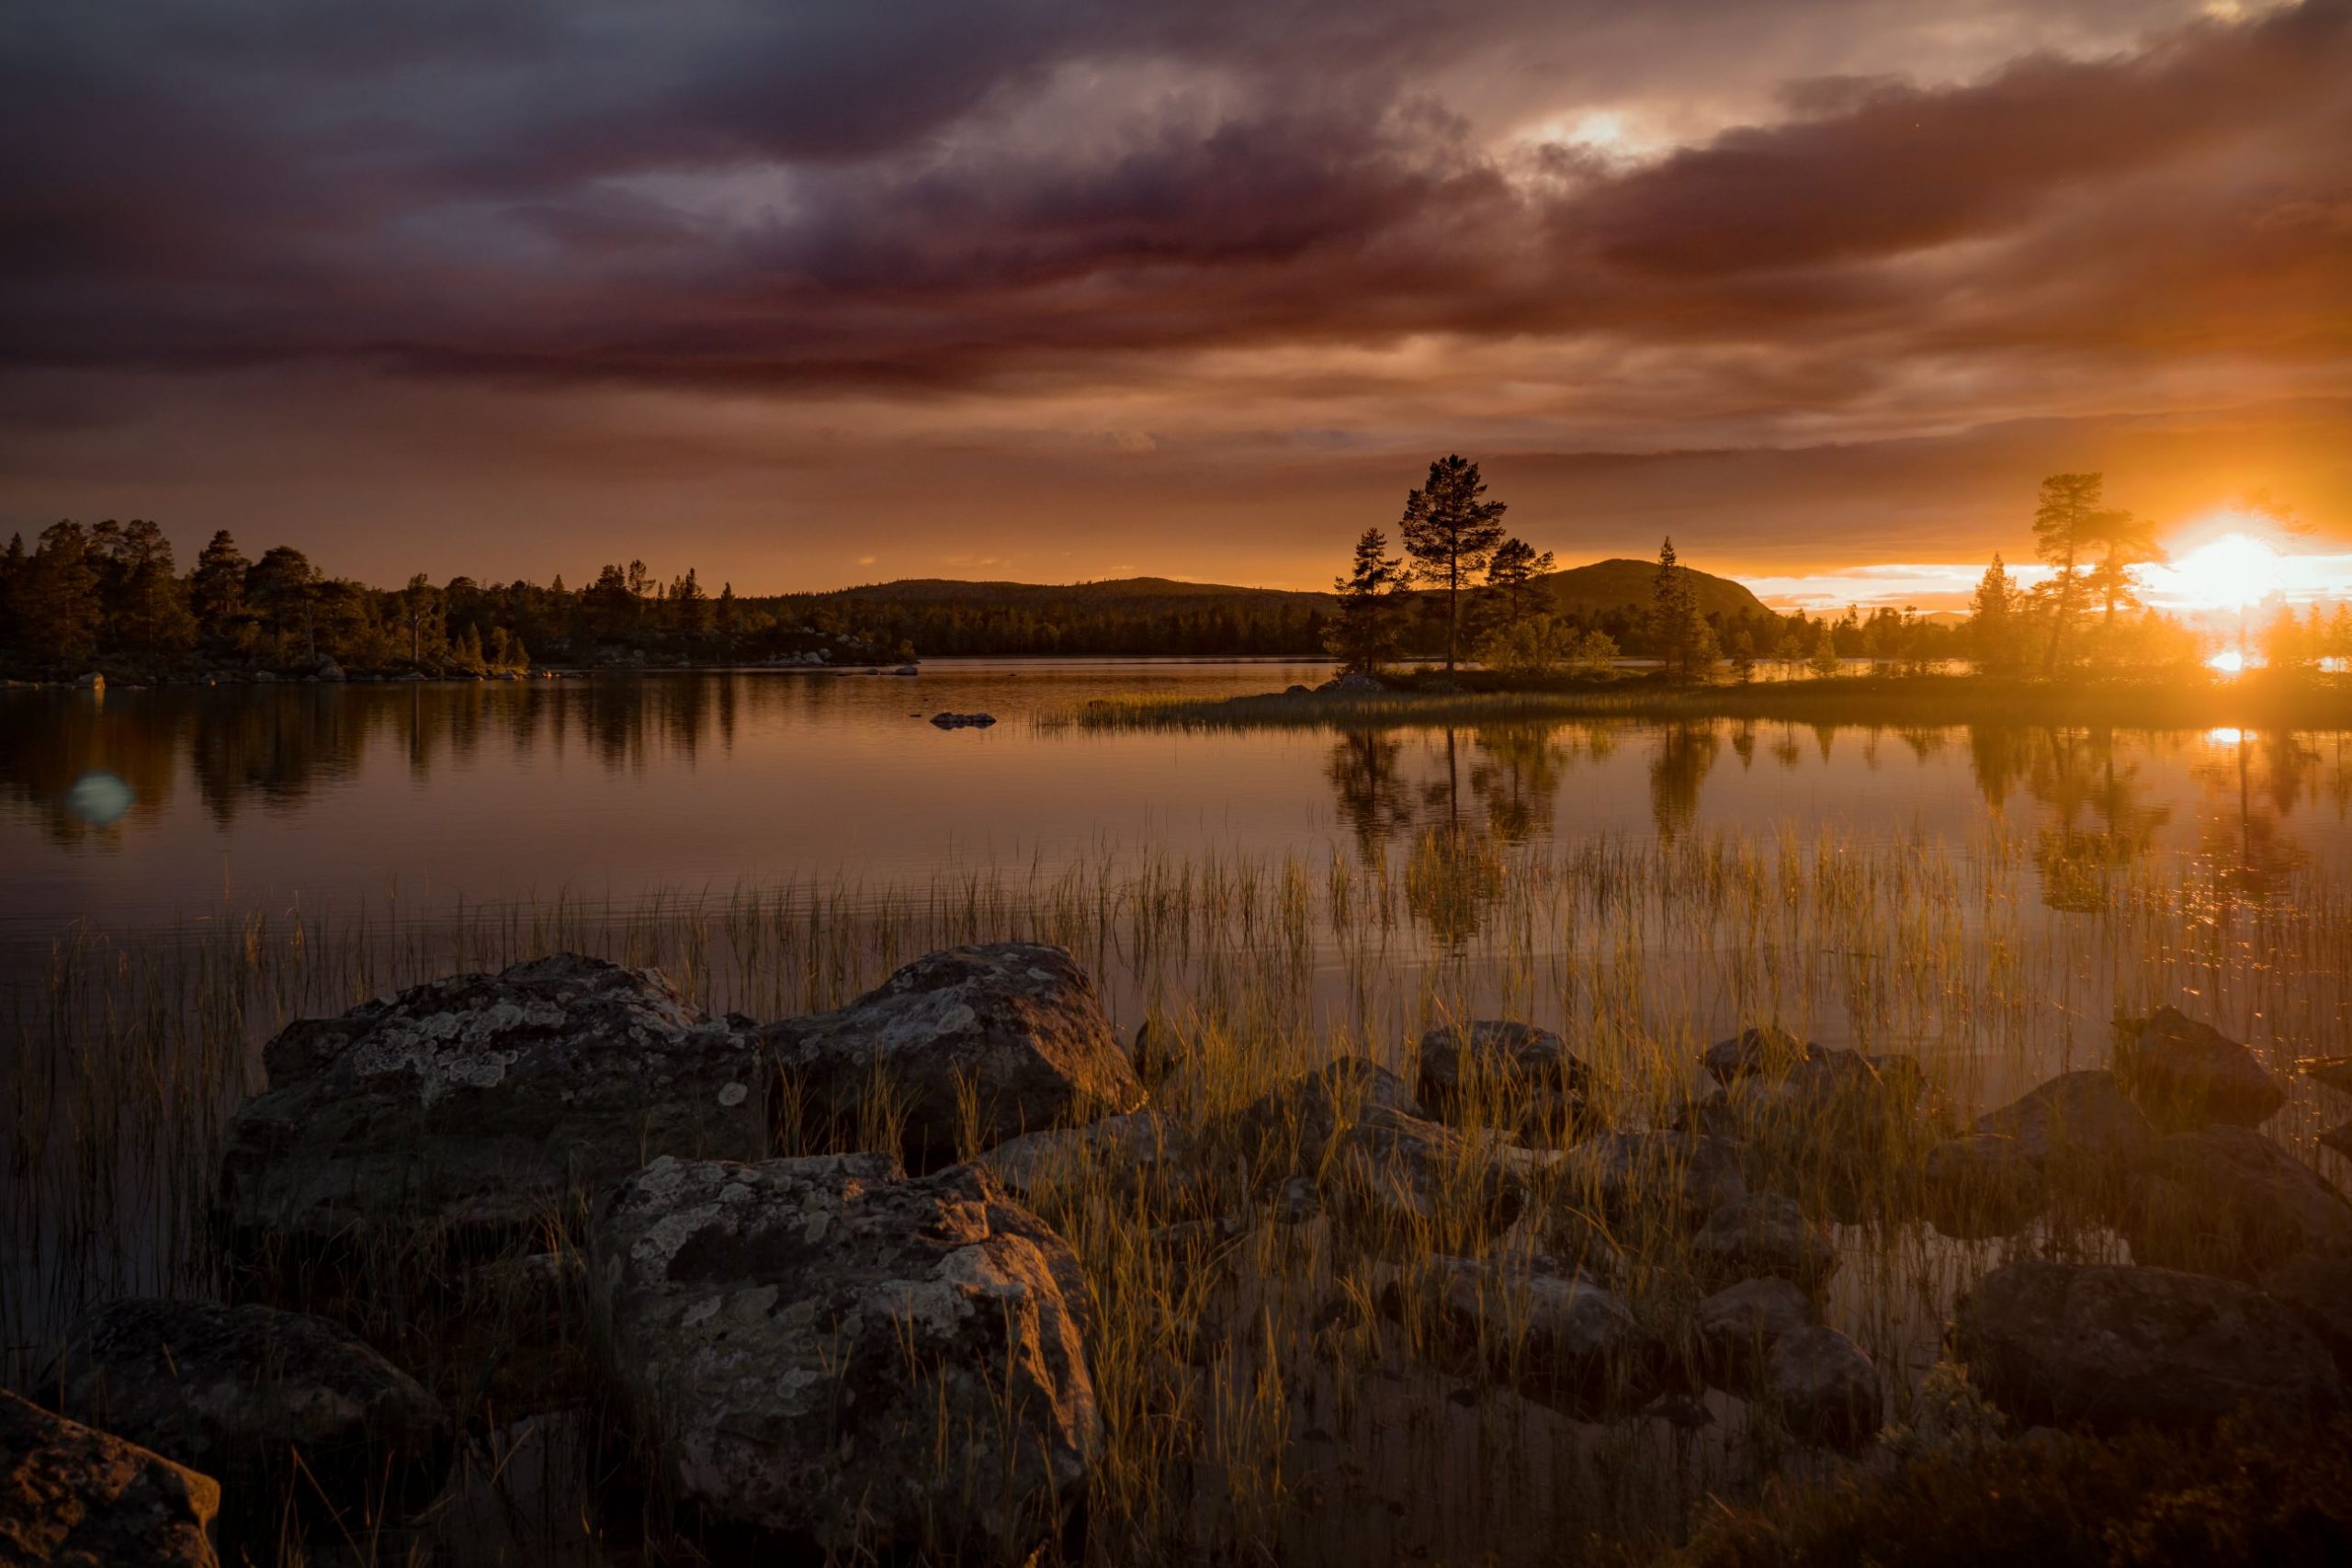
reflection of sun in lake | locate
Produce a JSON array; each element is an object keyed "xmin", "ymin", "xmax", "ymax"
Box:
[{"xmin": 2205, "ymin": 728, "xmax": 2245, "ymax": 746}]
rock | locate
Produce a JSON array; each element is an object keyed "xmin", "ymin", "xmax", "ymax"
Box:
[
  {"xmin": 1971, "ymin": 1069, "xmax": 2154, "ymax": 1210},
  {"xmin": 2264, "ymin": 1239, "xmax": 2352, "ymax": 1377},
  {"xmin": 38, "ymin": 1299, "xmax": 448, "ymax": 1522},
  {"xmin": 1702, "ymin": 1023, "xmax": 1808, "ymax": 1084},
  {"xmin": 591, "ymin": 1153, "xmax": 1096, "ymax": 1559},
  {"xmin": 2325, "ymin": 1118, "xmax": 2352, "ymax": 1160},
  {"xmin": 72, "ymin": 671, "xmax": 105, "ymax": 693},
  {"xmin": 425, "ymin": 1412, "xmax": 598, "ymax": 1568},
  {"xmin": 2301, "ymin": 1055, "xmax": 2352, "ymax": 1099},
  {"xmin": 1226, "ymin": 1058, "xmax": 1526, "ymax": 1251},
  {"xmin": 1691, "ymin": 1194, "xmax": 1837, "ymax": 1289},
  {"xmin": 316, "ymin": 660, "xmax": 345, "ymax": 683},
  {"xmin": 219, "ymin": 955, "xmax": 765, "ymax": 1258},
  {"xmin": 1381, "ymin": 1255, "xmax": 1662, "ymax": 1413},
  {"xmin": 251, "ymin": 669, "xmax": 277, "ymax": 682},
  {"xmin": 763, "ymin": 943, "xmax": 1146, "ymax": 1172},
  {"xmin": 1767, "ymin": 1325, "xmax": 1883, "ymax": 1450},
  {"xmin": 1566, "ymin": 1132, "xmax": 1746, "ymax": 1228},
  {"xmin": 1694, "ymin": 1277, "xmax": 1816, "ymax": 1388},
  {"xmin": 1283, "ymin": 684, "xmax": 1313, "ymax": 696},
  {"xmin": 0, "ymin": 1389, "xmax": 221, "ymax": 1567},
  {"xmin": 2118, "ymin": 1124, "xmax": 2352, "ymax": 1279},
  {"xmin": 928, "ymin": 711, "xmax": 997, "ymax": 728},
  {"xmin": 2115, "ymin": 1007, "xmax": 2285, "ymax": 1128},
  {"xmin": 973, "ymin": 1111, "xmax": 1194, "ymax": 1209},
  {"xmin": 1919, "ymin": 1133, "xmax": 2045, "ymax": 1239},
  {"xmin": 1319, "ymin": 671, "xmax": 1385, "ymax": 694},
  {"xmin": 891, "ymin": 665, "xmax": 919, "ymax": 676},
  {"xmin": 1414, "ymin": 1020, "xmax": 1592, "ymax": 1140},
  {"xmin": 1951, "ymin": 1259, "xmax": 2344, "ymax": 1430}
]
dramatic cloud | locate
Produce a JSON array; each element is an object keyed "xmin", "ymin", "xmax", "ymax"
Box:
[{"xmin": 0, "ymin": 0, "xmax": 2344, "ymax": 587}]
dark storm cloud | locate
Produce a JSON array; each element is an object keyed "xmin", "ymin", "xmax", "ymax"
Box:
[{"xmin": 6, "ymin": 0, "xmax": 2342, "ymax": 390}]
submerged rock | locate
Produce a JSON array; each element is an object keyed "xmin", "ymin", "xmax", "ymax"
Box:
[
  {"xmin": 763, "ymin": 942, "xmax": 1146, "ymax": 1171},
  {"xmin": 1694, "ymin": 1276, "xmax": 1816, "ymax": 1389},
  {"xmin": 2115, "ymin": 1007, "xmax": 2285, "ymax": 1128},
  {"xmin": 218, "ymin": 955, "xmax": 765, "ymax": 1258},
  {"xmin": 591, "ymin": 1153, "xmax": 1095, "ymax": 1559},
  {"xmin": 37, "ymin": 1298, "xmax": 449, "ymax": 1522},
  {"xmin": 2118, "ymin": 1123, "xmax": 2352, "ymax": 1280},
  {"xmin": 928, "ymin": 711, "xmax": 997, "ymax": 728},
  {"xmin": 1952, "ymin": 1259, "xmax": 2343, "ymax": 1430},
  {"xmin": 1414, "ymin": 1020, "xmax": 1593, "ymax": 1141},
  {"xmin": 1767, "ymin": 1325, "xmax": 1883, "ymax": 1450},
  {"xmin": 0, "ymin": 1389, "xmax": 221, "ymax": 1567}
]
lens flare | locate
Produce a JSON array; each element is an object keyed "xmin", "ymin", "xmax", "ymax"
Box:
[{"xmin": 2164, "ymin": 532, "xmax": 2282, "ymax": 612}]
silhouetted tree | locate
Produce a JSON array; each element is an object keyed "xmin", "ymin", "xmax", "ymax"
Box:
[
  {"xmin": 1326, "ymin": 526, "xmax": 1408, "ymax": 673},
  {"xmin": 1648, "ymin": 536, "xmax": 1713, "ymax": 681},
  {"xmin": 188, "ymin": 530, "xmax": 251, "ymax": 652},
  {"xmin": 2088, "ymin": 510, "xmax": 2162, "ymax": 626},
  {"xmin": 1970, "ymin": 554, "xmax": 2019, "ymax": 674},
  {"xmin": 1399, "ymin": 455, "xmax": 1508, "ymax": 671},
  {"xmin": 244, "ymin": 545, "xmax": 322, "ymax": 662},
  {"xmin": 2032, "ymin": 472, "xmax": 2106, "ymax": 674},
  {"xmin": 1482, "ymin": 536, "xmax": 1555, "ymax": 637},
  {"xmin": 14, "ymin": 522, "xmax": 103, "ymax": 664}
]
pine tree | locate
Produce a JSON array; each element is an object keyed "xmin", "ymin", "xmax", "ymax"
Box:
[
  {"xmin": 17, "ymin": 522, "xmax": 104, "ymax": 665},
  {"xmin": 1398, "ymin": 455, "xmax": 1509, "ymax": 671},
  {"xmin": 2087, "ymin": 510, "xmax": 2161, "ymax": 625},
  {"xmin": 2032, "ymin": 472, "xmax": 2106, "ymax": 674},
  {"xmin": 1649, "ymin": 537, "xmax": 1710, "ymax": 681},
  {"xmin": 1482, "ymin": 536, "xmax": 1555, "ymax": 637},
  {"xmin": 1326, "ymin": 526, "xmax": 1408, "ymax": 674},
  {"xmin": 1970, "ymin": 555, "xmax": 2018, "ymax": 674},
  {"xmin": 189, "ymin": 530, "xmax": 251, "ymax": 652},
  {"xmin": 1809, "ymin": 624, "xmax": 1841, "ymax": 678}
]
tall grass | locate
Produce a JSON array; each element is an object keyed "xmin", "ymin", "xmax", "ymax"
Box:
[{"xmin": 4, "ymin": 828, "xmax": 2346, "ymax": 1563}]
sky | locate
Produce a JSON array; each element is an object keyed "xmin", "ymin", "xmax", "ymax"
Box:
[{"xmin": 2, "ymin": 0, "xmax": 2347, "ymax": 607}]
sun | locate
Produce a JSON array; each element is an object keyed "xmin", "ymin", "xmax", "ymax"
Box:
[{"xmin": 2163, "ymin": 531, "xmax": 2282, "ymax": 612}]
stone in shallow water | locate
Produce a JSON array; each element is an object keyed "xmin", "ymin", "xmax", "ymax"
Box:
[
  {"xmin": 1766, "ymin": 1325, "xmax": 1883, "ymax": 1450},
  {"xmin": 2119, "ymin": 1123, "xmax": 2352, "ymax": 1280},
  {"xmin": 1381, "ymin": 1253, "xmax": 1664, "ymax": 1414},
  {"xmin": 1566, "ymin": 1131, "xmax": 1747, "ymax": 1228},
  {"xmin": 2115, "ymin": 1006, "xmax": 2286, "ymax": 1128},
  {"xmin": 1952, "ymin": 1259, "xmax": 2343, "ymax": 1431},
  {"xmin": 1919, "ymin": 1132, "xmax": 2045, "ymax": 1240},
  {"xmin": 1691, "ymin": 1194, "xmax": 1838, "ymax": 1289},
  {"xmin": 1414, "ymin": 1019, "xmax": 1593, "ymax": 1141},
  {"xmin": 0, "ymin": 1389, "xmax": 221, "ymax": 1567},
  {"xmin": 591, "ymin": 1153, "xmax": 1097, "ymax": 1560},
  {"xmin": 763, "ymin": 942, "xmax": 1145, "ymax": 1171},
  {"xmin": 219, "ymin": 954, "xmax": 766, "ymax": 1258}
]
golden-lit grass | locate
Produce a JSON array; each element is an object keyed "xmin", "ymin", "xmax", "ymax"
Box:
[{"xmin": 4, "ymin": 828, "xmax": 2348, "ymax": 1562}]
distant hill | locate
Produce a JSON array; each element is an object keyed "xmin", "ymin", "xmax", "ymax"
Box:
[
  {"xmin": 1537, "ymin": 558, "xmax": 1771, "ymax": 622},
  {"xmin": 831, "ymin": 576, "xmax": 1323, "ymax": 609}
]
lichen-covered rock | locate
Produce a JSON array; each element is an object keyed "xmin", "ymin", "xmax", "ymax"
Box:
[
  {"xmin": 1691, "ymin": 1195, "xmax": 1837, "ymax": 1289},
  {"xmin": 1693, "ymin": 1277, "xmax": 1815, "ymax": 1388},
  {"xmin": 1952, "ymin": 1260, "xmax": 2344, "ymax": 1431},
  {"xmin": 591, "ymin": 1153, "xmax": 1097, "ymax": 1559},
  {"xmin": 1566, "ymin": 1132, "xmax": 1746, "ymax": 1228},
  {"xmin": 1767, "ymin": 1325, "xmax": 1882, "ymax": 1450},
  {"xmin": 219, "ymin": 955, "xmax": 765, "ymax": 1256},
  {"xmin": 1972, "ymin": 1069, "xmax": 2155, "ymax": 1201},
  {"xmin": 973, "ymin": 1111, "xmax": 1195, "ymax": 1209},
  {"xmin": 38, "ymin": 1299, "xmax": 448, "ymax": 1520},
  {"xmin": 2115, "ymin": 1007, "xmax": 2286, "ymax": 1128},
  {"xmin": 2118, "ymin": 1124, "xmax": 2352, "ymax": 1280},
  {"xmin": 0, "ymin": 1390, "xmax": 221, "ymax": 1566},
  {"xmin": 1227, "ymin": 1058, "xmax": 1526, "ymax": 1253},
  {"xmin": 763, "ymin": 943, "xmax": 1145, "ymax": 1171},
  {"xmin": 1414, "ymin": 1021, "xmax": 1592, "ymax": 1140},
  {"xmin": 1381, "ymin": 1255, "xmax": 1662, "ymax": 1413},
  {"xmin": 1919, "ymin": 1132, "xmax": 2045, "ymax": 1239}
]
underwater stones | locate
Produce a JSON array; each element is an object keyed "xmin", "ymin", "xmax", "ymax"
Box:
[
  {"xmin": 2115, "ymin": 1007, "xmax": 2286, "ymax": 1128},
  {"xmin": 1414, "ymin": 1020, "xmax": 1593, "ymax": 1141},
  {"xmin": 36, "ymin": 1298, "xmax": 448, "ymax": 1524},
  {"xmin": 0, "ymin": 1390, "xmax": 220, "ymax": 1567},
  {"xmin": 1766, "ymin": 1325, "xmax": 1883, "ymax": 1450},
  {"xmin": 219, "ymin": 954, "xmax": 765, "ymax": 1259},
  {"xmin": 763, "ymin": 942, "xmax": 1145, "ymax": 1172},
  {"xmin": 1952, "ymin": 1259, "xmax": 2343, "ymax": 1431},
  {"xmin": 591, "ymin": 1153, "xmax": 1097, "ymax": 1559}
]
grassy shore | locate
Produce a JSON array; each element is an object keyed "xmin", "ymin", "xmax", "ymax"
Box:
[{"xmin": 1069, "ymin": 670, "xmax": 2352, "ymax": 731}]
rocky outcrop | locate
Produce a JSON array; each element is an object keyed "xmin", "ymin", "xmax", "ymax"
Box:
[
  {"xmin": 1767, "ymin": 1325, "xmax": 1882, "ymax": 1450},
  {"xmin": 591, "ymin": 1153, "xmax": 1097, "ymax": 1560},
  {"xmin": 928, "ymin": 711, "xmax": 997, "ymax": 728},
  {"xmin": 1414, "ymin": 1020, "xmax": 1592, "ymax": 1140},
  {"xmin": 0, "ymin": 1390, "xmax": 220, "ymax": 1567},
  {"xmin": 2118, "ymin": 1124, "xmax": 2352, "ymax": 1280},
  {"xmin": 1918, "ymin": 1133, "xmax": 2044, "ymax": 1239},
  {"xmin": 1566, "ymin": 1131, "xmax": 1746, "ymax": 1228},
  {"xmin": 37, "ymin": 1299, "xmax": 448, "ymax": 1520},
  {"xmin": 1951, "ymin": 1260, "xmax": 2344, "ymax": 1430},
  {"xmin": 2115, "ymin": 1007, "xmax": 2285, "ymax": 1128},
  {"xmin": 218, "ymin": 955, "xmax": 766, "ymax": 1256},
  {"xmin": 1382, "ymin": 1255, "xmax": 1662, "ymax": 1413},
  {"xmin": 1226, "ymin": 1058, "xmax": 1527, "ymax": 1251},
  {"xmin": 763, "ymin": 943, "xmax": 1145, "ymax": 1171},
  {"xmin": 1693, "ymin": 1277, "xmax": 1815, "ymax": 1389},
  {"xmin": 1691, "ymin": 1194, "xmax": 1837, "ymax": 1289}
]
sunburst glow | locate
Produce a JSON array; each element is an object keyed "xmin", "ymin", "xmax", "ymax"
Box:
[{"xmin": 2159, "ymin": 530, "xmax": 2283, "ymax": 612}]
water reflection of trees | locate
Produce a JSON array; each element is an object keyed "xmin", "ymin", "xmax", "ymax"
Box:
[
  {"xmin": 2023, "ymin": 728, "xmax": 2174, "ymax": 913},
  {"xmin": 0, "ymin": 679, "xmax": 755, "ymax": 841}
]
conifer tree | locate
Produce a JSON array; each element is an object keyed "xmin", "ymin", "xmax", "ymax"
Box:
[
  {"xmin": 1399, "ymin": 455, "xmax": 1509, "ymax": 671},
  {"xmin": 1326, "ymin": 526, "xmax": 1408, "ymax": 674}
]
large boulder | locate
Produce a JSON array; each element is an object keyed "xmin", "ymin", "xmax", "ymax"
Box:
[
  {"xmin": 972, "ymin": 1111, "xmax": 1197, "ymax": 1211},
  {"xmin": 591, "ymin": 1153, "xmax": 1097, "ymax": 1559},
  {"xmin": 1414, "ymin": 1020, "xmax": 1592, "ymax": 1141},
  {"xmin": 37, "ymin": 1299, "xmax": 449, "ymax": 1522},
  {"xmin": 1566, "ymin": 1132, "xmax": 1746, "ymax": 1229},
  {"xmin": 763, "ymin": 944, "xmax": 1145, "ymax": 1171},
  {"xmin": 218, "ymin": 955, "xmax": 766, "ymax": 1257},
  {"xmin": 1693, "ymin": 1277, "xmax": 1816, "ymax": 1389},
  {"xmin": 2118, "ymin": 1124, "xmax": 2352, "ymax": 1280},
  {"xmin": 1226, "ymin": 1058, "xmax": 1526, "ymax": 1252},
  {"xmin": 1970, "ymin": 1069, "xmax": 2155, "ymax": 1210},
  {"xmin": 0, "ymin": 1390, "xmax": 221, "ymax": 1567},
  {"xmin": 2265, "ymin": 1239, "xmax": 2352, "ymax": 1378},
  {"xmin": 1691, "ymin": 1195, "xmax": 1838, "ymax": 1289},
  {"xmin": 1381, "ymin": 1255, "xmax": 1662, "ymax": 1413},
  {"xmin": 2115, "ymin": 1008, "xmax": 2286, "ymax": 1128},
  {"xmin": 1951, "ymin": 1260, "xmax": 2344, "ymax": 1430},
  {"xmin": 1766, "ymin": 1325, "xmax": 1883, "ymax": 1450}
]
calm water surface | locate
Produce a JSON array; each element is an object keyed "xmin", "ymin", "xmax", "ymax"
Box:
[{"xmin": 5, "ymin": 658, "xmax": 2350, "ymax": 972}]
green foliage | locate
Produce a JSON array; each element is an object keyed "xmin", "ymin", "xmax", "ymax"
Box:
[{"xmin": 1476, "ymin": 615, "xmax": 1616, "ymax": 677}]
